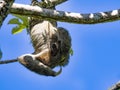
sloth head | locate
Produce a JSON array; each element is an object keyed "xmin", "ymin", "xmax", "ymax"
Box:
[{"xmin": 33, "ymin": 27, "xmax": 72, "ymax": 68}]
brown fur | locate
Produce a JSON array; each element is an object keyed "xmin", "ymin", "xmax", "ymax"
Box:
[{"xmin": 24, "ymin": 0, "xmax": 72, "ymax": 76}]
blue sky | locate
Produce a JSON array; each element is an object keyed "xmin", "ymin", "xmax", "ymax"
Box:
[{"xmin": 0, "ymin": 0, "xmax": 120, "ymax": 90}]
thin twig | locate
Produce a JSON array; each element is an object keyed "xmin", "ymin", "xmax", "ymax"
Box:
[
  {"xmin": 41, "ymin": 0, "xmax": 67, "ymax": 7},
  {"xmin": 0, "ymin": 59, "xmax": 18, "ymax": 64}
]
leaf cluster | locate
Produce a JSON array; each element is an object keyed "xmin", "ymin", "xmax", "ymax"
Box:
[{"xmin": 8, "ymin": 14, "xmax": 28, "ymax": 34}]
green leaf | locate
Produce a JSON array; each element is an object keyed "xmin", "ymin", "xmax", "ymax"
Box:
[
  {"xmin": 0, "ymin": 48, "xmax": 2, "ymax": 60},
  {"xmin": 8, "ymin": 14, "xmax": 29, "ymax": 34},
  {"xmin": 13, "ymin": 14, "xmax": 28, "ymax": 26},
  {"xmin": 12, "ymin": 25, "xmax": 25, "ymax": 34},
  {"xmin": 8, "ymin": 18, "xmax": 21, "ymax": 25},
  {"xmin": 69, "ymin": 48, "xmax": 73, "ymax": 56}
]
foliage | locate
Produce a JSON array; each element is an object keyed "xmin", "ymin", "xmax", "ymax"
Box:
[
  {"xmin": 69, "ymin": 48, "xmax": 73, "ymax": 56},
  {"xmin": 0, "ymin": 48, "xmax": 2, "ymax": 60},
  {"xmin": 8, "ymin": 14, "xmax": 28, "ymax": 34}
]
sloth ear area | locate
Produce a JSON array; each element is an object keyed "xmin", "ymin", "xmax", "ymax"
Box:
[{"xmin": 51, "ymin": 43, "xmax": 58, "ymax": 56}]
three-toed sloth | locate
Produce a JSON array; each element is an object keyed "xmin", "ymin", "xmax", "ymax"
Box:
[{"xmin": 18, "ymin": 18, "xmax": 71, "ymax": 76}]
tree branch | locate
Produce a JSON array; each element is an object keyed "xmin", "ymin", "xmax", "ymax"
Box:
[
  {"xmin": 40, "ymin": 0, "xmax": 67, "ymax": 8},
  {"xmin": 109, "ymin": 81, "xmax": 120, "ymax": 90},
  {"xmin": 0, "ymin": 59, "xmax": 18, "ymax": 64},
  {"xmin": 43, "ymin": 0, "xmax": 67, "ymax": 4},
  {"xmin": 9, "ymin": 3, "xmax": 120, "ymax": 24},
  {"xmin": 0, "ymin": 0, "xmax": 14, "ymax": 27}
]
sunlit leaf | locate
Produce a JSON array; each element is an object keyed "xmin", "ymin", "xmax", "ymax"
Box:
[
  {"xmin": 69, "ymin": 48, "xmax": 73, "ymax": 56},
  {"xmin": 8, "ymin": 18, "xmax": 21, "ymax": 25},
  {"xmin": 8, "ymin": 14, "xmax": 29, "ymax": 34},
  {"xmin": 12, "ymin": 25, "xmax": 25, "ymax": 34},
  {"xmin": 13, "ymin": 14, "xmax": 28, "ymax": 26}
]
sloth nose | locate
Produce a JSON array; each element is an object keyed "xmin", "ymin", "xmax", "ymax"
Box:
[
  {"xmin": 36, "ymin": 49, "xmax": 51, "ymax": 63},
  {"xmin": 41, "ymin": 50, "xmax": 50, "ymax": 60}
]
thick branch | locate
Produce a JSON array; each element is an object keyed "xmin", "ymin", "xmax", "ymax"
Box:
[{"xmin": 10, "ymin": 3, "xmax": 120, "ymax": 24}]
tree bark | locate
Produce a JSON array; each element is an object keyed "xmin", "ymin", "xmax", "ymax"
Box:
[
  {"xmin": 9, "ymin": 3, "xmax": 120, "ymax": 24},
  {"xmin": 0, "ymin": 59, "xmax": 18, "ymax": 64},
  {"xmin": 109, "ymin": 81, "xmax": 120, "ymax": 90},
  {"xmin": 0, "ymin": 0, "xmax": 14, "ymax": 27},
  {"xmin": 39, "ymin": 0, "xmax": 67, "ymax": 8}
]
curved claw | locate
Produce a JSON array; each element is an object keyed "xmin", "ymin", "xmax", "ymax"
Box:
[
  {"xmin": 18, "ymin": 54, "xmax": 62, "ymax": 77},
  {"xmin": 54, "ymin": 66, "xmax": 62, "ymax": 76}
]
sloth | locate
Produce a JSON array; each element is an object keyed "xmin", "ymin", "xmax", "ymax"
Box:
[
  {"xmin": 18, "ymin": 0, "xmax": 72, "ymax": 76},
  {"xmin": 18, "ymin": 20, "xmax": 71, "ymax": 76}
]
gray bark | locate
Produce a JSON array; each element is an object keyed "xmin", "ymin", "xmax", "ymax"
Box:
[
  {"xmin": 9, "ymin": 3, "xmax": 120, "ymax": 24},
  {"xmin": 109, "ymin": 81, "xmax": 120, "ymax": 90}
]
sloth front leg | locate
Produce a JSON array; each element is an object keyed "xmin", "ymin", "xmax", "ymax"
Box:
[{"xmin": 18, "ymin": 52, "xmax": 62, "ymax": 76}]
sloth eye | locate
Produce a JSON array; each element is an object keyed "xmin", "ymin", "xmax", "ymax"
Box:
[{"xmin": 51, "ymin": 43, "xmax": 58, "ymax": 56}]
